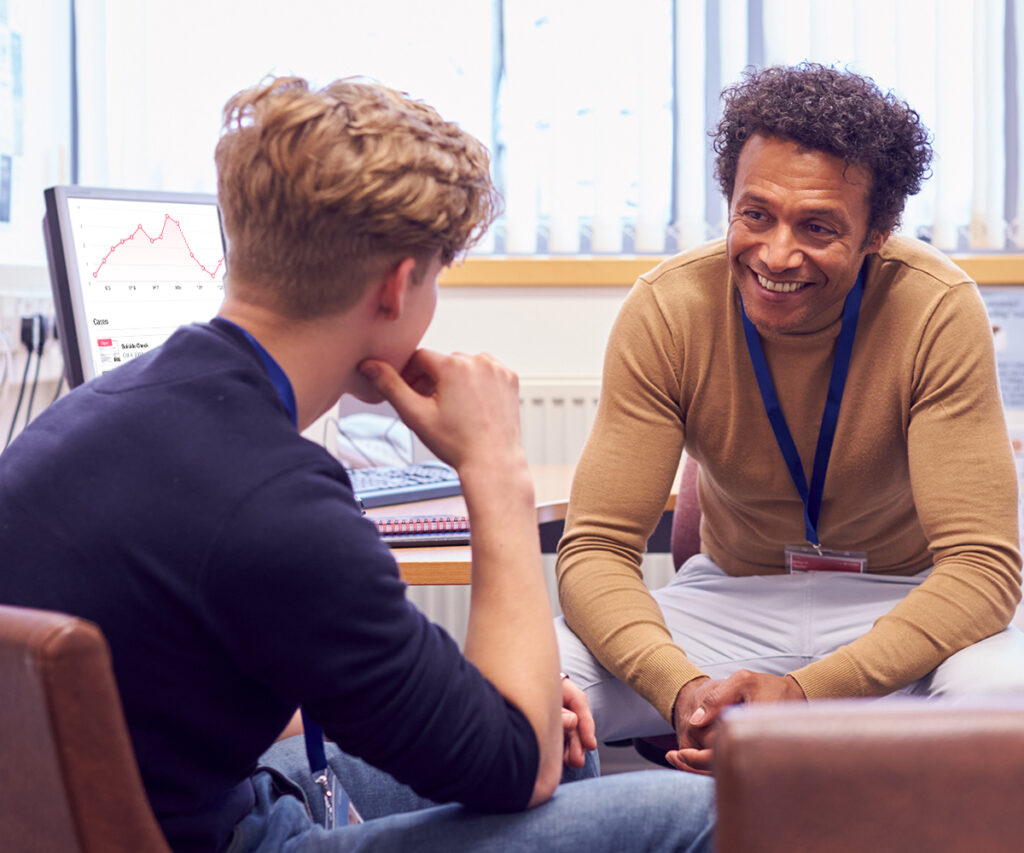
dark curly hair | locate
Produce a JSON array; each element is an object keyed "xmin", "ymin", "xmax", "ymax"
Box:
[{"xmin": 713, "ymin": 63, "xmax": 932, "ymax": 236}]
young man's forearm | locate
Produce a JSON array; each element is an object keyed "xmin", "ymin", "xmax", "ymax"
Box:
[{"xmin": 460, "ymin": 453, "xmax": 562, "ymax": 806}]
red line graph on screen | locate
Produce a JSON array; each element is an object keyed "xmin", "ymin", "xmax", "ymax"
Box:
[{"xmin": 91, "ymin": 214, "xmax": 224, "ymax": 279}]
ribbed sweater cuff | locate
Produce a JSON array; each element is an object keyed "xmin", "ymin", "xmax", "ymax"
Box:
[
  {"xmin": 632, "ymin": 645, "xmax": 708, "ymax": 723},
  {"xmin": 788, "ymin": 650, "xmax": 870, "ymax": 700}
]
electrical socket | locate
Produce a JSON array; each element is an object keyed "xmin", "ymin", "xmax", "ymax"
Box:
[{"xmin": 0, "ymin": 292, "xmax": 64, "ymax": 387}]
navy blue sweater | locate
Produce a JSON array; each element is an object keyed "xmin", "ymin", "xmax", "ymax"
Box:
[{"xmin": 0, "ymin": 321, "xmax": 537, "ymax": 852}]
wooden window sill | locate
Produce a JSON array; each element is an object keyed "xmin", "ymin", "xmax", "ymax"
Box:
[{"xmin": 439, "ymin": 254, "xmax": 1024, "ymax": 287}]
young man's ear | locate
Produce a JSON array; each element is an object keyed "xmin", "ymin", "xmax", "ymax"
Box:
[{"xmin": 376, "ymin": 257, "xmax": 419, "ymax": 319}]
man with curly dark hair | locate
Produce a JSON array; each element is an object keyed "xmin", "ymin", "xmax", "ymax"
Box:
[
  {"xmin": 556, "ymin": 63, "xmax": 1024, "ymax": 773},
  {"xmin": 712, "ymin": 63, "xmax": 932, "ymax": 240}
]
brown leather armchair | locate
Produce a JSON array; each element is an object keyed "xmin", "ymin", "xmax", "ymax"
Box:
[
  {"xmin": 714, "ymin": 699, "xmax": 1024, "ymax": 853},
  {"xmin": 0, "ymin": 603, "xmax": 172, "ymax": 853}
]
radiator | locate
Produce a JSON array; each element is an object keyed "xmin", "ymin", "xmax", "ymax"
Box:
[{"xmin": 518, "ymin": 376, "xmax": 602, "ymax": 465}]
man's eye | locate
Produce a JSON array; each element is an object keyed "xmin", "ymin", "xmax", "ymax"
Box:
[
  {"xmin": 743, "ymin": 210, "xmax": 765, "ymax": 221},
  {"xmin": 806, "ymin": 223, "xmax": 834, "ymax": 236}
]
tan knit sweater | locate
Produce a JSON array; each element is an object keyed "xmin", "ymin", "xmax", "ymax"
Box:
[{"xmin": 557, "ymin": 235, "xmax": 1022, "ymax": 722}]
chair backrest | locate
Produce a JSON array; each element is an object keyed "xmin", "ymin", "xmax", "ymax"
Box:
[
  {"xmin": 670, "ymin": 455, "xmax": 702, "ymax": 568},
  {"xmin": 0, "ymin": 604, "xmax": 173, "ymax": 853},
  {"xmin": 715, "ymin": 699, "xmax": 1024, "ymax": 853}
]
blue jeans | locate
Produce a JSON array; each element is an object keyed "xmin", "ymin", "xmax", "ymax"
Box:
[{"xmin": 225, "ymin": 737, "xmax": 715, "ymax": 852}]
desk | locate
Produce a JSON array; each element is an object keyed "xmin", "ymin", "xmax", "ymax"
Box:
[{"xmin": 368, "ymin": 464, "xmax": 680, "ymax": 585}]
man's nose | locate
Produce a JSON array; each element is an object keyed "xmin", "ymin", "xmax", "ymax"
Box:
[{"xmin": 760, "ymin": 226, "xmax": 803, "ymax": 272}]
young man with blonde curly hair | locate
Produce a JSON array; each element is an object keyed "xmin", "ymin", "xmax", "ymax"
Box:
[{"xmin": 0, "ymin": 76, "xmax": 714, "ymax": 852}]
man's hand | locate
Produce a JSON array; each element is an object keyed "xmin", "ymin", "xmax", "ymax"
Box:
[
  {"xmin": 359, "ymin": 349, "xmax": 524, "ymax": 474},
  {"xmin": 668, "ymin": 676, "xmax": 715, "ymax": 774},
  {"xmin": 561, "ymin": 677, "xmax": 597, "ymax": 768},
  {"xmin": 667, "ymin": 670, "xmax": 806, "ymax": 774}
]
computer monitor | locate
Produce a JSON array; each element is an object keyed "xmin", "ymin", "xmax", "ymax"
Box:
[{"xmin": 42, "ymin": 185, "xmax": 226, "ymax": 387}]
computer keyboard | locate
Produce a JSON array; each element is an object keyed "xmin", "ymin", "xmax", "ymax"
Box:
[{"xmin": 347, "ymin": 461, "xmax": 462, "ymax": 508}]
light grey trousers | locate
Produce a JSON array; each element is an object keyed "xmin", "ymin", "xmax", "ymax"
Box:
[{"xmin": 556, "ymin": 555, "xmax": 1024, "ymax": 742}]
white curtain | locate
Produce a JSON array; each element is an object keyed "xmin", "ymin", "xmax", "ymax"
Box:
[
  {"xmin": 500, "ymin": 0, "xmax": 1017, "ymax": 253},
  {"xmin": 758, "ymin": 0, "xmax": 1006, "ymax": 252},
  {"xmin": 75, "ymin": 0, "xmax": 1022, "ymax": 255},
  {"xmin": 674, "ymin": 0, "xmax": 709, "ymax": 251},
  {"xmin": 500, "ymin": 0, "xmax": 674, "ymax": 253},
  {"xmin": 0, "ymin": 0, "xmax": 72, "ymax": 267},
  {"xmin": 74, "ymin": 0, "xmax": 495, "ymax": 197}
]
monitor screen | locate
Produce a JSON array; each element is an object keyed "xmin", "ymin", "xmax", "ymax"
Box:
[{"xmin": 43, "ymin": 185, "xmax": 226, "ymax": 387}]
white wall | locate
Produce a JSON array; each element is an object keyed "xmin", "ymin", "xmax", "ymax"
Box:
[
  {"xmin": 303, "ymin": 283, "xmax": 628, "ymax": 458},
  {"xmin": 1, "ymin": 277, "xmax": 631, "ymax": 448},
  {"xmin": 422, "ymin": 285, "xmax": 629, "ymax": 380}
]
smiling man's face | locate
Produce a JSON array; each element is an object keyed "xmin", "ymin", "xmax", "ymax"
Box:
[{"xmin": 726, "ymin": 134, "xmax": 888, "ymax": 335}]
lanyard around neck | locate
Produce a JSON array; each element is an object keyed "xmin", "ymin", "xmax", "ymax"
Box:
[
  {"xmin": 214, "ymin": 317, "xmax": 327, "ymax": 770},
  {"xmin": 739, "ymin": 261, "xmax": 866, "ymax": 547},
  {"xmin": 216, "ymin": 317, "xmax": 298, "ymax": 428}
]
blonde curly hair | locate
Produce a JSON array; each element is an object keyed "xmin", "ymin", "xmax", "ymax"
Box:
[{"xmin": 215, "ymin": 76, "xmax": 500, "ymax": 318}]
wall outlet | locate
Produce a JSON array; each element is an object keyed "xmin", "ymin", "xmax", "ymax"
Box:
[
  {"xmin": 0, "ymin": 291, "xmax": 65, "ymax": 447},
  {"xmin": 0, "ymin": 292, "xmax": 63, "ymax": 384}
]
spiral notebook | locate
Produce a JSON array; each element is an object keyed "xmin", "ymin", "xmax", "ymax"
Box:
[{"xmin": 373, "ymin": 514, "xmax": 471, "ymax": 547}]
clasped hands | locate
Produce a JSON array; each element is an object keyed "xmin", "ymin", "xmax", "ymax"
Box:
[{"xmin": 666, "ymin": 669, "xmax": 806, "ymax": 774}]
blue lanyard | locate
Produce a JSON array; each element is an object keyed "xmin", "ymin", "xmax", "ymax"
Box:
[
  {"xmin": 215, "ymin": 317, "xmax": 327, "ymax": 773},
  {"xmin": 216, "ymin": 318, "xmax": 298, "ymax": 428},
  {"xmin": 738, "ymin": 262, "xmax": 866, "ymax": 547}
]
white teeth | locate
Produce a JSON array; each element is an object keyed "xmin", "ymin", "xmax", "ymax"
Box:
[{"xmin": 757, "ymin": 274, "xmax": 808, "ymax": 293}]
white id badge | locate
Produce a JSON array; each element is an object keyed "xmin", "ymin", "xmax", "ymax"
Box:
[{"xmin": 785, "ymin": 544, "xmax": 867, "ymax": 573}]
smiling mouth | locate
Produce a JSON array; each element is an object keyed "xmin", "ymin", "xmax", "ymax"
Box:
[{"xmin": 756, "ymin": 273, "xmax": 810, "ymax": 294}]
